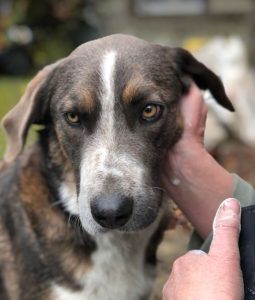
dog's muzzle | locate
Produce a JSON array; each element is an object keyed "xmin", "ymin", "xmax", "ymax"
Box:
[
  {"xmin": 90, "ymin": 194, "xmax": 134, "ymax": 229},
  {"xmin": 78, "ymin": 147, "xmax": 160, "ymax": 234}
]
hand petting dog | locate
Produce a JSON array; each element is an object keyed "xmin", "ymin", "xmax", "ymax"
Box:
[{"xmin": 162, "ymin": 83, "xmax": 233, "ymax": 239}]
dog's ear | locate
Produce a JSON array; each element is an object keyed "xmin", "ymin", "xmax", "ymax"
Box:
[
  {"xmin": 1, "ymin": 60, "xmax": 62, "ymax": 163},
  {"xmin": 171, "ymin": 47, "xmax": 234, "ymax": 112}
]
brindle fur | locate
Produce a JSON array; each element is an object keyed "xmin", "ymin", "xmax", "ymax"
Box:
[{"xmin": 0, "ymin": 34, "xmax": 233, "ymax": 300}]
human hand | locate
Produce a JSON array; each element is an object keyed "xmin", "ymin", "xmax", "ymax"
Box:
[
  {"xmin": 162, "ymin": 83, "xmax": 233, "ymax": 238},
  {"xmin": 163, "ymin": 198, "xmax": 244, "ymax": 300},
  {"xmin": 162, "ymin": 83, "xmax": 209, "ymax": 195},
  {"xmin": 173, "ymin": 81, "xmax": 207, "ymax": 148}
]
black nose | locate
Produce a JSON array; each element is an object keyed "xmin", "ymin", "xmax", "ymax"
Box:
[{"xmin": 91, "ymin": 194, "xmax": 133, "ymax": 229}]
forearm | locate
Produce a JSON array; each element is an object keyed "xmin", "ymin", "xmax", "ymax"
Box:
[
  {"xmin": 163, "ymin": 144, "xmax": 233, "ymax": 239},
  {"xmin": 162, "ymin": 83, "xmax": 234, "ymax": 239}
]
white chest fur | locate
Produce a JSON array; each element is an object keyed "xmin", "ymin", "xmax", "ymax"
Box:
[{"xmin": 52, "ymin": 231, "xmax": 155, "ymax": 300}]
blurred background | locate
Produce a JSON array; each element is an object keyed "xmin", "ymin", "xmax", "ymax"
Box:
[{"xmin": 1, "ymin": 0, "xmax": 255, "ymax": 299}]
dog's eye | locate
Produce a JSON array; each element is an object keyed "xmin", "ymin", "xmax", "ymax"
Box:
[
  {"xmin": 65, "ymin": 112, "xmax": 80, "ymax": 125},
  {"xmin": 141, "ymin": 104, "xmax": 163, "ymax": 122}
]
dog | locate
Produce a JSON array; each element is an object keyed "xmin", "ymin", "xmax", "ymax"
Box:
[{"xmin": 0, "ymin": 34, "xmax": 233, "ymax": 300}]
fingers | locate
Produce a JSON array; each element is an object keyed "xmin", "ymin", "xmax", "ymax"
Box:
[
  {"xmin": 182, "ymin": 83, "xmax": 204, "ymax": 105},
  {"xmin": 181, "ymin": 83, "xmax": 204, "ymax": 116},
  {"xmin": 209, "ymin": 198, "xmax": 241, "ymax": 258},
  {"xmin": 181, "ymin": 83, "xmax": 207, "ymax": 138}
]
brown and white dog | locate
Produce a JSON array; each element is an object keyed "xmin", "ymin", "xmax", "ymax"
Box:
[{"xmin": 0, "ymin": 34, "xmax": 233, "ymax": 300}]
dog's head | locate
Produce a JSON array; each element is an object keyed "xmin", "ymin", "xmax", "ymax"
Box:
[{"xmin": 2, "ymin": 34, "xmax": 233, "ymax": 235}]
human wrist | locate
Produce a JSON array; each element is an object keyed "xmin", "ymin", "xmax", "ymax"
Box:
[
  {"xmin": 163, "ymin": 141, "xmax": 234, "ymax": 238},
  {"xmin": 168, "ymin": 141, "xmax": 233, "ymax": 200},
  {"xmin": 167, "ymin": 140, "xmax": 209, "ymax": 182}
]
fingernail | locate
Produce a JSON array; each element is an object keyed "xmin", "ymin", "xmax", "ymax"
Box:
[
  {"xmin": 213, "ymin": 198, "xmax": 241, "ymax": 232},
  {"xmin": 190, "ymin": 250, "xmax": 207, "ymax": 256},
  {"xmin": 222, "ymin": 198, "xmax": 241, "ymax": 214}
]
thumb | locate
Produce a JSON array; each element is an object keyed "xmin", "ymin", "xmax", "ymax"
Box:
[{"xmin": 209, "ymin": 198, "xmax": 241, "ymax": 258}]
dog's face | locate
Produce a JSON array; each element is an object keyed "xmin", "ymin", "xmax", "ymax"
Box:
[{"xmin": 2, "ymin": 34, "xmax": 233, "ymax": 235}]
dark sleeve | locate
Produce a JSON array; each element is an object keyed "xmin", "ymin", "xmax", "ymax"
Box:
[{"xmin": 188, "ymin": 174, "xmax": 255, "ymax": 252}]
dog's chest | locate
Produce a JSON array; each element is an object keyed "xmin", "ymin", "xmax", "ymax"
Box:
[{"xmin": 52, "ymin": 233, "xmax": 154, "ymax": 300}]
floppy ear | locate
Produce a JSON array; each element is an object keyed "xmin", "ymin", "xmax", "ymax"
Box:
[
  {"xmin": 1, "ymin": 60, "xmax": 62, "ymax": 163},
  {"xmin": 172, "ymin": 47, "xmax": 234, "ymax": 112}
]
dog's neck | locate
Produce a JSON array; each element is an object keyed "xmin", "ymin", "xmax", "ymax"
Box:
[{"xmin": 52, "ymin": 230, "xmax": 157, "ymax": 300}]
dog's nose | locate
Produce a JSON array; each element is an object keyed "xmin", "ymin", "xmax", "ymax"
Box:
[{"xmin": 91, "ymin": 194, "xmax": 133, "ymax": 229}]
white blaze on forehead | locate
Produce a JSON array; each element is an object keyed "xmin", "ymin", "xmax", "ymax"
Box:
[
  {"xmin": 77, "ymin": 50, "xmax": 149, "ymax": 234},
  {"xmin": 101, "ymin": 51, "xmax": 116, "ymax": 95},
  {"xmin": 100, "ymin": 51, "xmax": 117, "ymax": 142},
  {"xmin": 79, "ymin": 51, "xmax": 145, "ymax": 190}
]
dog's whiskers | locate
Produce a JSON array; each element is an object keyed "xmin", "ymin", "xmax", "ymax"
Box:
[
  {"xmin": 141, "ymin": 183, "xmax": 167, "ymax": 194},
  {"xmin": 51, "ymin": 200, "xmax": 64, "ymax": 207}
]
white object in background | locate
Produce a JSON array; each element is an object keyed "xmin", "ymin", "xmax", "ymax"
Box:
[{"xmin": 194, "ymin": 36, "xmax": 255, "ymax": 149}]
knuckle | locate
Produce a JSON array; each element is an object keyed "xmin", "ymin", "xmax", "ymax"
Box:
[
  {"xmin": 172, "ymin": 256, "xmax": 184, "ymax": 270},
  {"xmin": 172, "ymin": 252, "xmax": 196, "ymax": 269},
  {"xmin": 214, "ymin": 221, "xmax": 240, "ymax": 233}
]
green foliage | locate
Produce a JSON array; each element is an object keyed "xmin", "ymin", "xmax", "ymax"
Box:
[{"xmin": 0, "ymin": 77, "xmax": 30, "ymax": 158}]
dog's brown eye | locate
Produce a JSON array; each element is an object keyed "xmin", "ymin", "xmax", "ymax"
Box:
[
  {"xmin": 141, "ymin": 104, "xmax": 163, "ymax": 122},
  {"xmin": 65, "ymin": 112, "xmax": 80, "ymax": 125}
]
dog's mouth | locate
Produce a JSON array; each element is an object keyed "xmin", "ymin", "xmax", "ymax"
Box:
[
  {"xmin": 78, "ymin": 191, "xmax": 162, "ymax": 235},
  {"xmin": 59, "ymin": 171, "xmax": 162, "ymax": 234}
]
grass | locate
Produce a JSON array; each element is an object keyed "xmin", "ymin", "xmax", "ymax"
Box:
[{"xmin": 0, "ymin": 77, "xmax": 30, "ymax": 158}]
